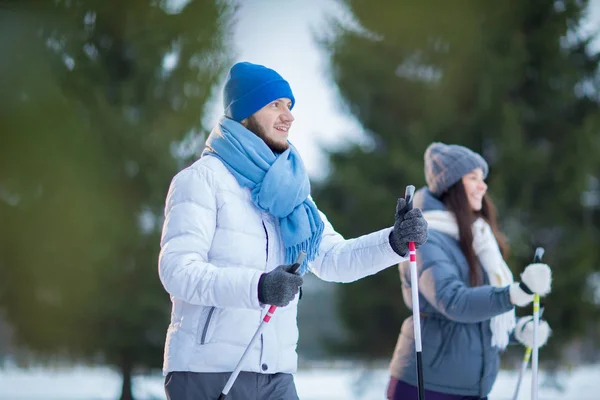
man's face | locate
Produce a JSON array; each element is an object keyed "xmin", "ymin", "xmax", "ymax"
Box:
[{"xmin": 242, "ymin": 97, "xmax": 294, "ymax": 153}]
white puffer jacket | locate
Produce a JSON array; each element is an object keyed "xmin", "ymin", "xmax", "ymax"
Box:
[{"xmin": 158, "ymin": 155, "xmax": 404, "ymax": 375}]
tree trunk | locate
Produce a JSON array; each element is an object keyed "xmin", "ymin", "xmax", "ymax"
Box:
[{"xmin": 119, "ymin": 357, "xmax": 134, "ymax": 400}]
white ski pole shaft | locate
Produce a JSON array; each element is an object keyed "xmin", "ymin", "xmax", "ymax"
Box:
[
  {"xmin": 531, "ymin": 247, "xmax": 544, "ymax": 400},
  {"xmin": 219, "ymin": 311, "xmax": 269, "ymax": 399},
  {"xmin": 512, "ymin": 347, "xmax": 532, "ymax": 400},
  {"xmin": 531, "ymin": 292, "xmax": 541, "ymax": 400},
  {"xmin": 405, "ymin": 185, "xmax": 424, "ymax": 400},
  {"xmin": 219, "ymin": 251, "xmax": 306, "ymax": 400},
  {"xmin": 513, "ymin": 305, "xmax": 546, "ymax": 400}
]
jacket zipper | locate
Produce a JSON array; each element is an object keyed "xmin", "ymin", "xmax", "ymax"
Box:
[
  {"xmin": 260, "ymin": 221, "xmax": 268, "ymax": 368},
  {"xmin": 260, "ymin": 334, "xmax": 264, "ymax": 366},
  {"xmin": 262, "ymin": 221, "xmax": 269, "ymax": 264},
  {"xmin": 199, "ymin": 307, "xmax": 216, "ymax": 345}
]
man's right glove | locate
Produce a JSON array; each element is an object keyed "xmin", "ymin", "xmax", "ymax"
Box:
[
  {"xmin": 509, "ymin": 262, "xmax": 552, "ymax": 306},
  {"xmin": 258, "ymin": 264, "xmax": 303, "ymax": 307}
]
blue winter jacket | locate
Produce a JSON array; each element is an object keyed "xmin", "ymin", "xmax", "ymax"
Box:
[{"xmin": 388, "ymin": 188, "xmax": 515, "ymax": 397}]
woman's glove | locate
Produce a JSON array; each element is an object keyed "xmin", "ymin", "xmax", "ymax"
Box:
[
  {"xmin": 515, "ymin": 315, "xmax": 552, "ymax": 348},
  {"xmin": 509, "ymin": 262, "xmax": 552, "ymax": 306}
]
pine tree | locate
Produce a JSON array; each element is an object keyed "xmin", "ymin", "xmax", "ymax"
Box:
[
  {"xmin": 0, "ymin": 1, "xmax": 235, "ymax": 398},
  {"xmin": 315, "ymin": 0, "xmax": 600, "ymax": 361}
]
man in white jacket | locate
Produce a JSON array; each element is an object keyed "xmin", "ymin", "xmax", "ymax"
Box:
[{"xmin": 159, "ymin": 61, "xmax": 428, "ymax": 399}]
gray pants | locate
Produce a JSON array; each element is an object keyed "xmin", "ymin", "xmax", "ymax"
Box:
[{"xmin": 164, "ymin": 371, "xmax": 299, "ymax": 400}]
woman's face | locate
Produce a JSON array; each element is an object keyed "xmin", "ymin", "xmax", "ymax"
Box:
[{"xmin": 461, "ymin": 168, "xmax": 488, "ymax": 211}]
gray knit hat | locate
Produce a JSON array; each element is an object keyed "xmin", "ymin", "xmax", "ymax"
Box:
[{"xmin": 424, "ymin": 142, "xmax": 489, "ymax": 196}]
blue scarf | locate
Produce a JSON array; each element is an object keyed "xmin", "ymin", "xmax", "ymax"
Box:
[{"xmin": 203, "ymin": 117, "xmax": 323, "ymax": 275}]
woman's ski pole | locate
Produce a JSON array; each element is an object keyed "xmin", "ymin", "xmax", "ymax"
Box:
[
  {"xmin": 218, "ymin": 251, "xmax": 306, "ymax": 400},
  {"xmin": 511, "ymin": 246, "xmax": 545, "ymax": 400},
  {"xmin": 405, "ymin": 185, "xmax": 425, "ymax": 400},
  {"xmin": 531, "ymin": 246, "xmax": 544, "ymax": 400},
  {"xmin": 512, "ymin": 343, "xmax": 532, "ymax": 400},
  {"xmin": 511, "ymin": 307, "xmax": 545, "ymax": 400}
]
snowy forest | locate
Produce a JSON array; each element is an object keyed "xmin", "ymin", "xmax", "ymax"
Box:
[{"xmin": 1, "ymin": 1, "xmax": 599, "ymax": 399}]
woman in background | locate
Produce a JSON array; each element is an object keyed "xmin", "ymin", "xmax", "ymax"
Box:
[{"xmin": 387, "ymin": 142, "xmax": 552, "ymax": 400}]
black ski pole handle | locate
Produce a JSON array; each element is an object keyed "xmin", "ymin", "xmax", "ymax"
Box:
[
  {"xmin": 292, "ymin": 251, "xmax": 306, "ymax": 300},
  {"xmin": 291, "ymin": 251, "xmax": 306, "ymax": 274},
  {"xmin": 404, "ymin": 185, "xmax": 415, "ymax": 212}
]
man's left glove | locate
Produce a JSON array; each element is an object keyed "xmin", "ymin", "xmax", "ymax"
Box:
[
  {"xmin": 515, "ymin": 316, "xmax": 552, "ymax": 348},
  {"xmin": 257, "ymin": 264, "xmax": 303, "ymax": 307},
  {"xmin": 389, "ymin": 197, "xmax": 428, "ymax": 257}
]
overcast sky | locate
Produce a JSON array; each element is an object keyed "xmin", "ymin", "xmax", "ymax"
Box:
[{"xmin": 181, "ymin": 0, "xmax": 600, "ymax": 178}]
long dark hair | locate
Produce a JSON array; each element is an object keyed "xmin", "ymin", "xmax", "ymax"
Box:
[{"xmin": 440, "ymin": 181, "xmax": 509, "ymax": 287}]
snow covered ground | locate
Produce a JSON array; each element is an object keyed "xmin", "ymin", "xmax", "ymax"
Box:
[{"xmin": 1, "ymin": 363, "xmax": 598, "ymax": 399}]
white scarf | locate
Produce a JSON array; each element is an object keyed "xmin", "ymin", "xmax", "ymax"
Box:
[{"xmin": 423, "ymin": 210, "xmax": 515, "ymax": 349}]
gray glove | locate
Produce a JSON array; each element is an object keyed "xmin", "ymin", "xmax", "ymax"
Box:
[
  {"xmin": 257, "ymin": 264, "xmax": 303, "ymax": 307},
  {"xmin": 389, "ymin": 197, "xmax": 428, "ymax": 257}
]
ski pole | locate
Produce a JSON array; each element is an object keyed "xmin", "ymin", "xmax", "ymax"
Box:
[
  {"xmin": 511, "ymin": 247, "xmax": 545, "ymax": 400},
  {"xmin": 512, "ymin": 344, "xmax": 532, "ymax": 400},
  {"xmin": 531, "ymin": 246, "xmax": 544, "ymax": 400},
  {"xmin": 511, "ymin": 306, "xmax": 545, "ymax": 400},
  {"xmin": 218, "ymin": 251, "xmax": 306, "ymax": 400},
  {"xmin": 405, "ymin": 185, "xmax": 425, "ymax": 400}
]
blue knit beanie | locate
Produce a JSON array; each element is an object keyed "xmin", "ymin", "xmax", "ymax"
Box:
[
  {"xmin": 223, "ymin": 62, "xmax": 295, "ymax": 122},
  {"xmin": 424, "ymin": 142, "xmax": 489, "ymax": 196}
]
